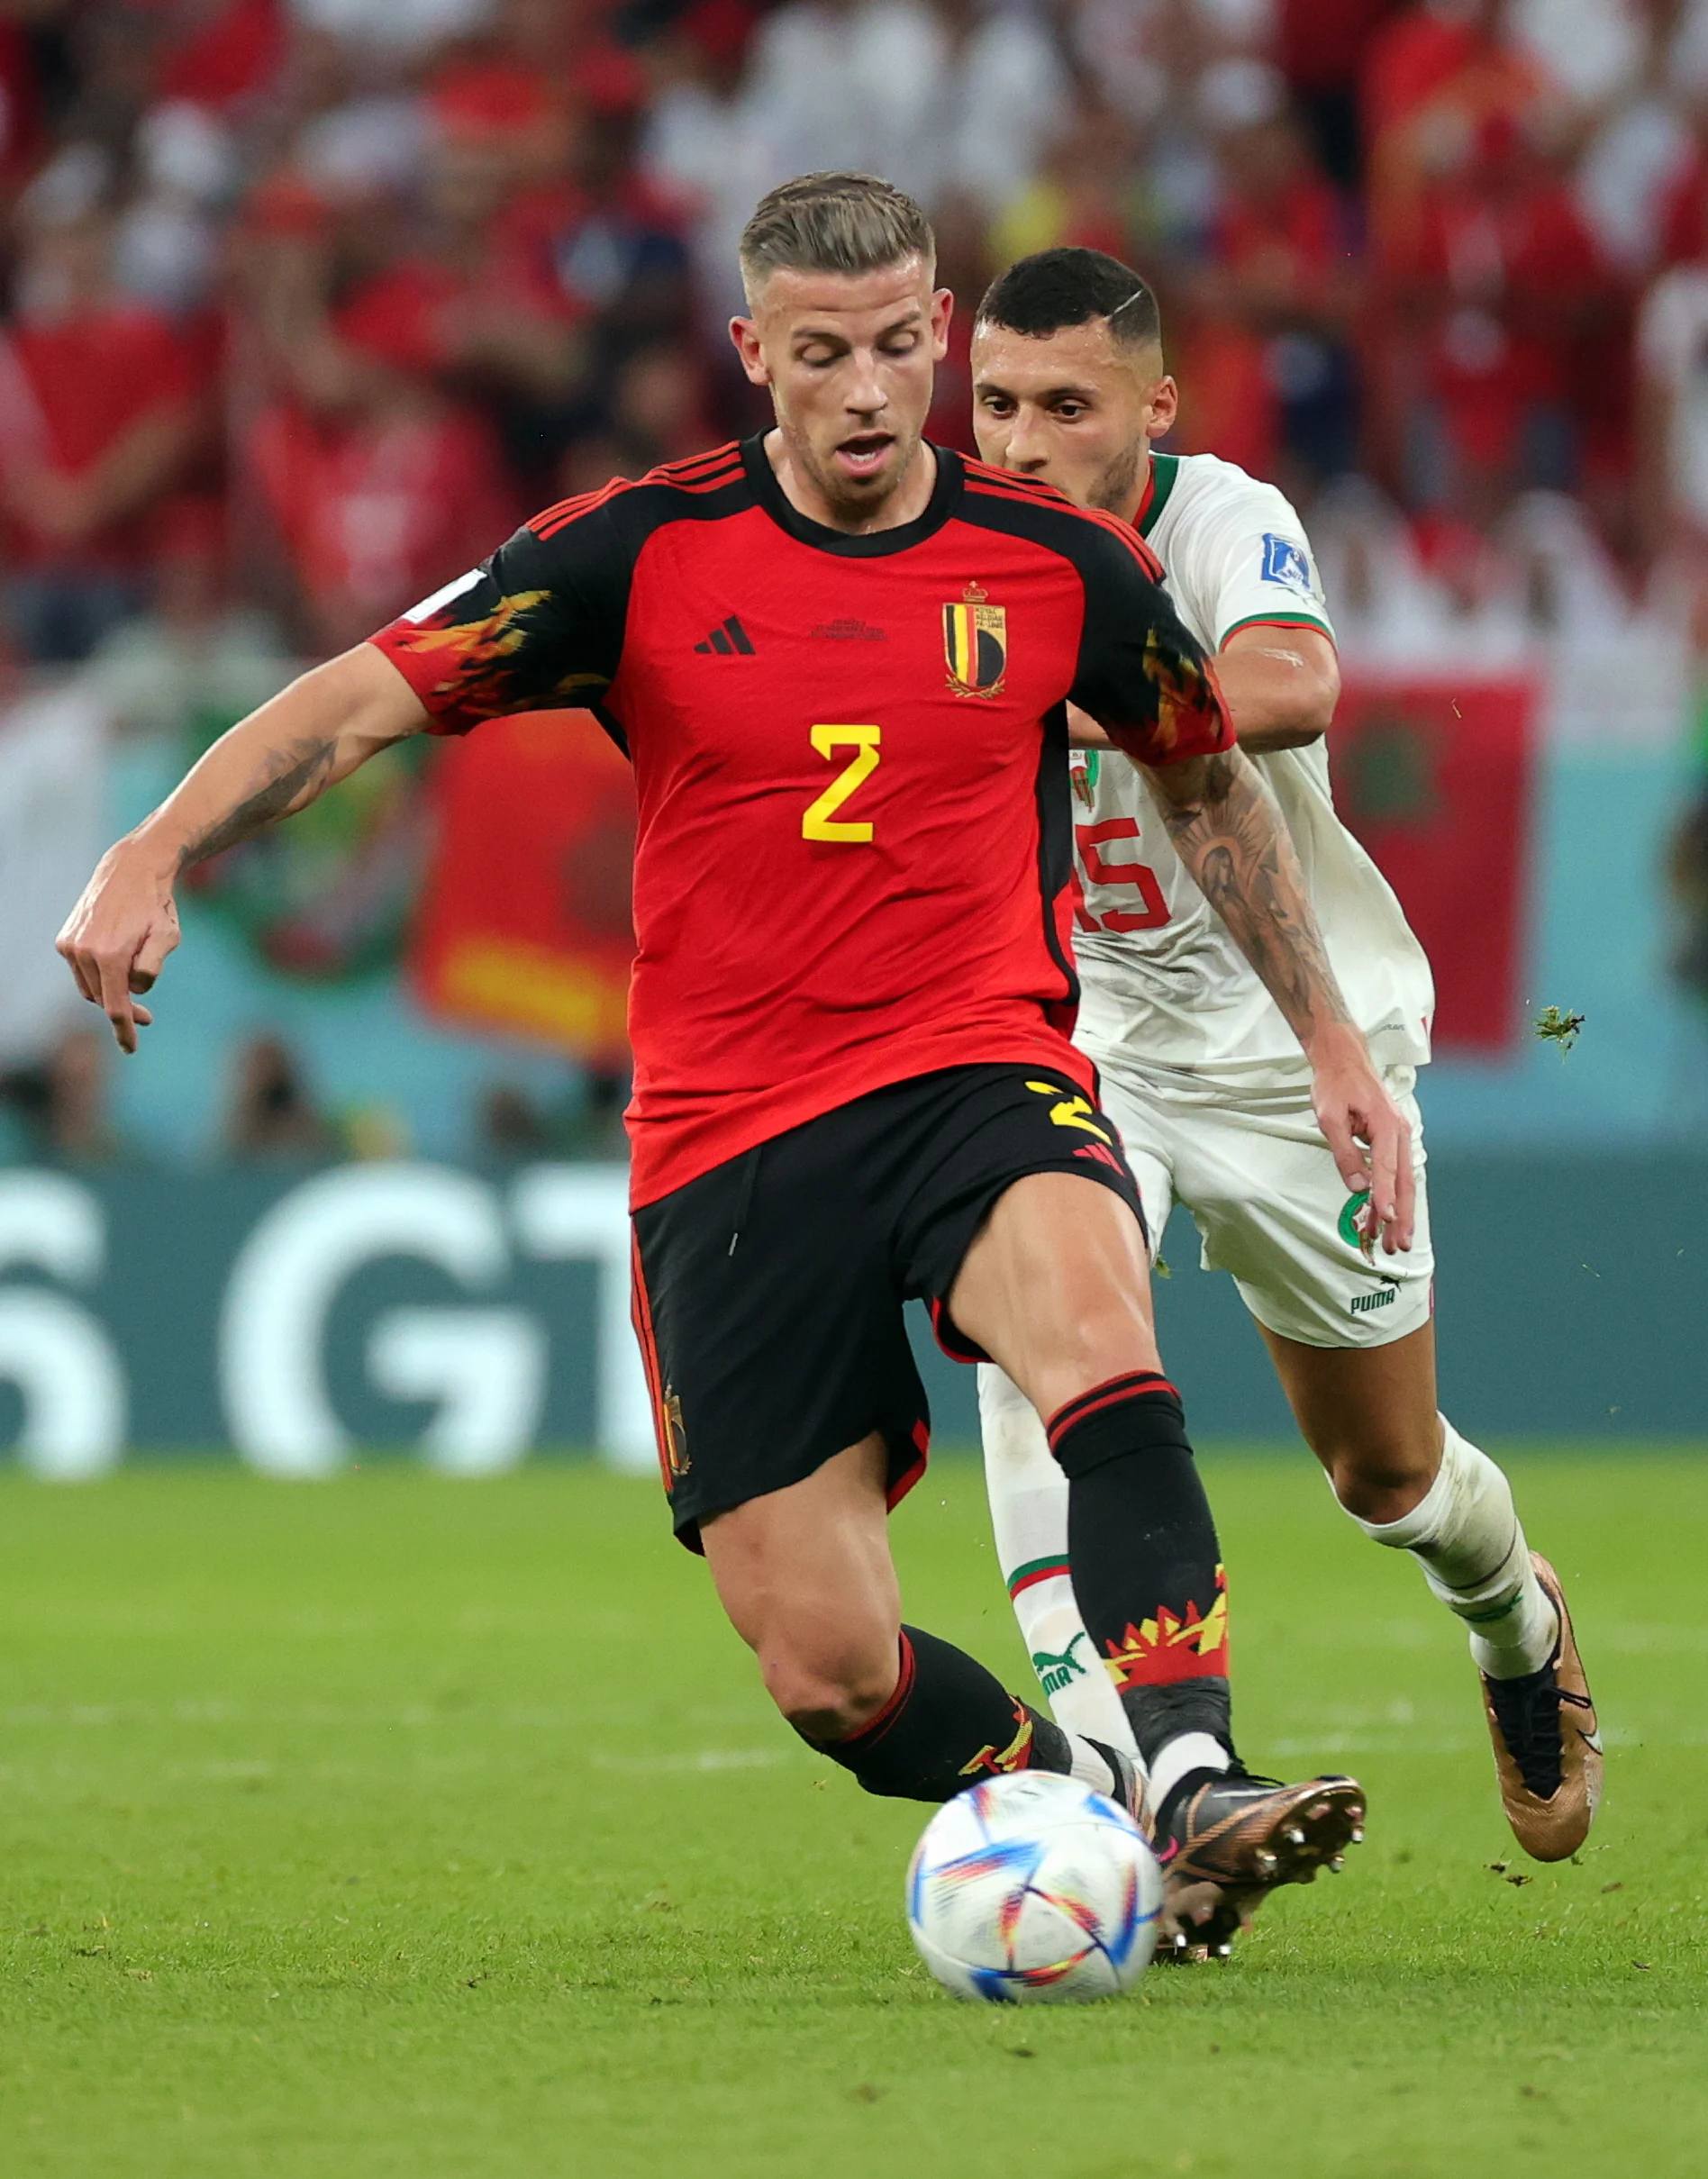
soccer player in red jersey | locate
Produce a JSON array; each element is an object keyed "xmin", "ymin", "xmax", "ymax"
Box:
[{"xmin": 59, "ymin": 173, "xmax": 1412, "ymax": 1945}]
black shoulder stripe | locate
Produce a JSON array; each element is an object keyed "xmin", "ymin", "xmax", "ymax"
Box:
[
  {"xmin": 951, "ymin": 485, "xmax": 1120, "ymax": 567},
  {"xmin": 955, "ymin": 486, "xmax": 1167, "ymax": 586},
  {"xmin": 1081, "ymin": 506, "xmax": 1165, "ymax": 582},
  {"xmin": 963, "ymin": 464, "xmax": 1164, "ymax": 578},
  {"xmin": 962, "ymin": 459, "xmax": 1076, "ymax": 507},
  {"xmin": 530, "ymin": 445, "xmax": 750, "ymax": 538},
  {"xmin": 531, "ymin": 476, "xmax": 634, "ymax": 540}
]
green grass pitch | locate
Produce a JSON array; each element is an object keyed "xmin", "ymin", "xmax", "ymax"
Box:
[{"xmin": 2, "ymin": 1450, "xmax": 1705, "ymax": 2179}]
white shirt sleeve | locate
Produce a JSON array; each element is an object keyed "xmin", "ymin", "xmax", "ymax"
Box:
[{"xmin": 1168, "ymin": 470, "xmax": 1335, "ymax": 649}]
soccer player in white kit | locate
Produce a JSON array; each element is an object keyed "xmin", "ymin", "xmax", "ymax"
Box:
[{"xmin": 968, "ymin": 250, "xmax": 1601, "ymax": 1914}]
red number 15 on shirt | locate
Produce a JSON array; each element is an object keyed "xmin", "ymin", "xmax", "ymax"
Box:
[{"xmin": 1075, "ymin": 817, "xmax": 1170, "ymax": 932}]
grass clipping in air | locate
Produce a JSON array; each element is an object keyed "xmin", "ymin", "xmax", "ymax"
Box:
[
  {"xmin": 0, "ymin": 1459, "xmax": 1704, "ymax": 2179},
  {"xmin": 1535, "ymin": 1004, "xmax": 1585, "ymax": 1055}
]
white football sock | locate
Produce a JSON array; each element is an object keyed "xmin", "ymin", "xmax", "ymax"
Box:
[
  {"xmin": 1067, "ymin": 1734, "xmax": 1129, "ymax": 1803},
  {"xmin": 1346, "ymin": 1419, "xmax": 1558, "ymax": 1679},
  {"xmin": 977, "ymin": 1364, "xmax": 1139, "ymax": 1757},
  {"xmin": 1147, "ymin": 1730, "xmax": 1232, "ymax": 1814}
]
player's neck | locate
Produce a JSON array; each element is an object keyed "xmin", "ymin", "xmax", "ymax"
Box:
[
  {"xmin": 1116, "ymin": 448, "xmax": 1153, "ymax": 531},
  {"xmin": 764, "ymin": 429, "xmax": 939, "ymax": 536}
]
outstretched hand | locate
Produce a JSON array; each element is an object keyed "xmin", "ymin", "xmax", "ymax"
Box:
[
  {"xmin": 1310, "ymin": 1032, "xmax": 1415, "ymax": 1255},
  {"xmin": 56, "ymin": 845, "xmax": 182, "ymax": 1055}
]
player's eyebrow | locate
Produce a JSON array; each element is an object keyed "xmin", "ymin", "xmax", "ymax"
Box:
[
  {"xmin": 975, "ymin": 376, "xmax": 1101, "ymax": 406},
  {"xmin": 792, "ymin": 302, "xmax": 926, "ymax": 349}
]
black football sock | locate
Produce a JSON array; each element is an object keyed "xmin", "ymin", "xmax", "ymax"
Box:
[
  {"xmin": 802, "ymin": 1625, "xmax": 1081, "ymax": 1803},
  {"xmin": 1048, "ymin": 1372, "xmax": 1237, "ymax": 1784}
]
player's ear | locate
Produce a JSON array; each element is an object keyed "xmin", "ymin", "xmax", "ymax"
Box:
[
  {"xmin": 730, "ymin": 315, "xmax": 770, "ymax": 387},
  {"xmin": 931, "ymin": 287, "xmax": 953, "ymax": 362},
  {"xmin": 1147, "ymin": 373, "xmax": 1179, "ymax": 440}
]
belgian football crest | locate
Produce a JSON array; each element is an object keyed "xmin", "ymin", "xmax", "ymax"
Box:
[{"xmin": 943, "ymin": 582, "xmax": 1006, "ymax": 698}]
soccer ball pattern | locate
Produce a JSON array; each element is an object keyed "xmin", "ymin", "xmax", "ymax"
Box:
[{"xmin": 905, "ymin": 1771, "xmax": 1162, "ymax": 2002}]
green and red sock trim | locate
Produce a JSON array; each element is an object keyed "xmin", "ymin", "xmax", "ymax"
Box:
[{"xmin": 1006, "ymin": 1554, "xmax": 1071, "ymax": 1601}]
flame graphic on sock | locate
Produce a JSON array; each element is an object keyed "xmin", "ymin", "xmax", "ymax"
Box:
[
  {"xmin": 1103, "ymin": 1567, "xmax": 1230, "ymax": 1687},
  {"xmin": 958, "ymin": 1704, "xmax": 1037, "ymax": 1777}
]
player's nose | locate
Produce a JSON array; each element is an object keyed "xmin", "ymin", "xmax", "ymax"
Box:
[
  {"xmin": 1002, "ymin": 412, "xmax": 1050, "ymax": 469},
  {"xmin": 845, "ymin": 352, "xmax": 887, "ymax": 415}
]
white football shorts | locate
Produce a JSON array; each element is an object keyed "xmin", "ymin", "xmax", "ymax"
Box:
[{"xmin": 1095, "ymin": 1056, "xmax": 1435, "ymax": 1350}]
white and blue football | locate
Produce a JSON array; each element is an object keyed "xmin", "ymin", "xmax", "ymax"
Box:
[{"xmin": 905, "ymin": 1771, "xmax": 1162, "ymax": 2003}]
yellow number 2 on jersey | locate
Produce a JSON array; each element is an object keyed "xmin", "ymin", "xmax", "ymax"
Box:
[{"xmin": 802, "ymin": 723, "xmax": 881, "ymax": 843}]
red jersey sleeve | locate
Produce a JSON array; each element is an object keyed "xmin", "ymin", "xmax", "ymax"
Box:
[
  {"xmin": 1066, "ymin": 511, "xmax": 1234, "ymax": 767},
  {"xmin": 368, "ymin": 490, "xmax": 635, "ymax": 736}
]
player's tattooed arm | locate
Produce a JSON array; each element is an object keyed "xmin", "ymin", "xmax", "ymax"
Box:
[
  {"xmin": 59, "ymin": 644, "xmax": 427, "ymax": 1053},
  {"xmin": 173, "ymin": 734, "xmax": 341, "ymax": 867},
  {"xmin": 1146, "ymin": 745, "xmax": 1351, "ymax": 1041},
  {"xmin": 1143, "ymin": 743, "xmax": 1417, "ymax": 1252}
]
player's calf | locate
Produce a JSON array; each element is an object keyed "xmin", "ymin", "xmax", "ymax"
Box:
[
  {"xmin": 1338, "ymin": 1419, "xmax": 1599, "ymax": 1858},
  {"xmin": 1348, "ymin": 1421, "xmax": 1558, "ymax": 1674},
  {"xmin": 1047, "ymin": 1371, "xmax": 1370, "ymax": 1934},
  {"xmin": 799, "ymin": 1623, "xmax": 1139, "ymax": 1809},
  {"xmin": 702, "ymin": 1439, "xmax": 1139, "ymax": 1811},
  {"xmin": 1046, "ymin": 1369, "xmax": 1235, "ymax": 1796}
]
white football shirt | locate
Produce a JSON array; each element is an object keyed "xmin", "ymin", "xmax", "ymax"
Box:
[{"xmin": 1071, "ymin": 450, "xmax": 1435, "ymax": 1084}]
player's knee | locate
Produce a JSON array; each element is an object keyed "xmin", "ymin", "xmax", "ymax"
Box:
[
  {"xmin": 759, "ymin": 1635, "xmax": 899, "ymax": 1743},
  {"xmin": 1322, "ymin": 1429, "xmax": 1439, "ymax": 1521},
  {"xmin": 1027, "ymin": 1308, "xmax": 1158, "ymax": 1419}
]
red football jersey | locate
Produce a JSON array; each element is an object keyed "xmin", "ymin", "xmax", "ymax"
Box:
[{"xmin": 371, "ymin": 438, "xmax": 1231, "ymax": 1206}]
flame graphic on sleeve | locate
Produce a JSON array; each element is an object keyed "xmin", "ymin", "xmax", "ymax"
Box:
[
  {"xmin": 386, "ymin": 588, "xmax": 610, "ymax": 720},
  {"xmin": 1142, "ymin": 628, "xmax": 1222, "ymax": 758}
]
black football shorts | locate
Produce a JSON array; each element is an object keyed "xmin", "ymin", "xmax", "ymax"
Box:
[{"xmin": 629, "ymin": 1063, "xmax": 1148, "ymax": 1550}]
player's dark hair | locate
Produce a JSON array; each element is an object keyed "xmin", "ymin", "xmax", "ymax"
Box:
[
  {"xmin": 739, "ymin": 172, "xmax": 935, "ymax": 297},
  {"xmin": 977, "ymin": 248, "xmax": 1162, "ymax": 354}
]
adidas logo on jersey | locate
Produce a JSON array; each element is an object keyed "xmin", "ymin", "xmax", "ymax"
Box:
[{"xmin": 695, "ymin": 615, "xmax": 755, "ymax": 655}]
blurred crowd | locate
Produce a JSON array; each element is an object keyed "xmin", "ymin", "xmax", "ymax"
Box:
[
  {"xmin": 12, "ymin": 0, "xmax": 1708, "ymax": 664},
  {"xmin": 3, "ymin": 0, "xmax": 1708, "ymax": 1158}
]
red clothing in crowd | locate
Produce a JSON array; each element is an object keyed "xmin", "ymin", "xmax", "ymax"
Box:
[
  {"xmin": 159, "ymin": 0, "xmax": 286, "ymax": 111},
  {"xmin": 335, "ymin": 249, "xmax": 579, "ymax": 384},
  {"xmin": 1171, "ymin": 325, "xmax": 1280, "ymax": 483},
  {"xmin": 1658, "ymin": 150, "xmax": 1708, "ymax": 268},
  {"xmin": 1215, "ymin": 166, "xmax": 1350, "ymax": 314},
  {"xmin": 247, "ymin": 400, "xmax": 520, "ymax": 642},
  {"xmin": 1278, "ymin": 0, "xmax": 1396, "ymax": 95},
  {"xmin": 0, "ymin": 304, "xmax": 202, "ymax": 569},
  {"xmin": 1395, "ymin": 159, "xmax": 1607, "ymax": 467},
  {"xmin": 0, "ymin": 21, "xmax": 43, "ymax": 189},
  {"xmin": 1361, "ymin": 5, "xmax": 1489, "ymax": 142}
]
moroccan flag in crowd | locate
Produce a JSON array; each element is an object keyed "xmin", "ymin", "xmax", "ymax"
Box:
[
  {"xmin": 1331, "ymin": 675, "xmax": 1538, "ymax": 1053},
  {"xmin": 411, "ymin": 709, "xmax": 635, "ymax": 1067}
]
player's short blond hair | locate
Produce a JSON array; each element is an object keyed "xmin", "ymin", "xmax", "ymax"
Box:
[{"xmin": 739, "ymin": 173, "xmax": 935, "ymax": 302}]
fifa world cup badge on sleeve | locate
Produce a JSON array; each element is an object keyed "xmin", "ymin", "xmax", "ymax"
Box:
[{"xmin": 1259, "ymin": 533, "xmax": 1314, "ymax": 596}]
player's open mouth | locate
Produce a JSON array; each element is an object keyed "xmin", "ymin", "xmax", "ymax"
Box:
[{"xmin": 834, "ymin": 433, "xmax": 894, "ymax": 478}]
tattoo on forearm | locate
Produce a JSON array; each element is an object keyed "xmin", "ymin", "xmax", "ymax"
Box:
[
  {"xmin": 177, "ymin": 737, "xmax": 339, "ymax": 868},
  {"xmin": 1155, "ymin": 749, "xmax": 1353, "ymax": 1042}
]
